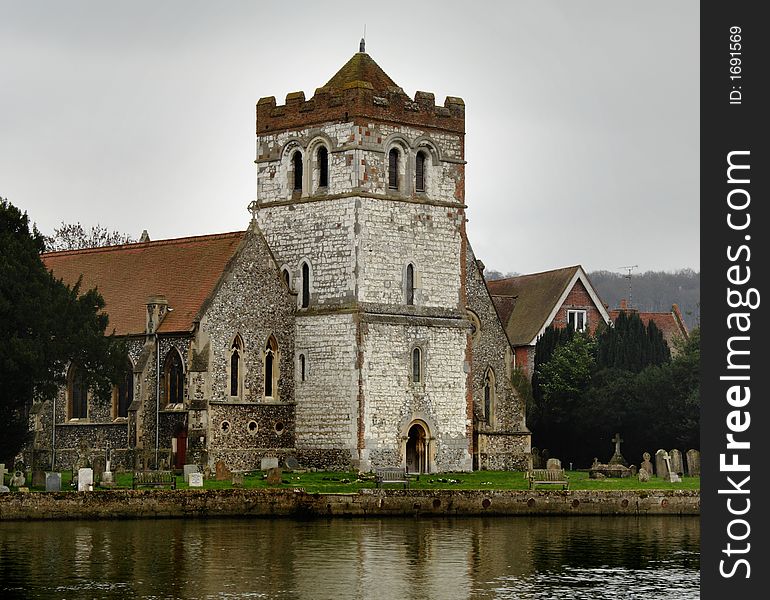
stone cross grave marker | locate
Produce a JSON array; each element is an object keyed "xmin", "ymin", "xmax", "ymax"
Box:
[
  {"xmin": 609, "ymin": 433, "xmax": 627, "ymax": 466},
  {"xmin": 77, "ymin": 468, "xmax": 94, "ymax": 492},
  {"xmin": 655, "ymin": 449, "xmax": 668, "ymax": 480},
  {"xmin": 686, "ymin": 449, "xmax": 701, "ymax": 477},
  {"xmin": 188, "ymin": 472, "xmax": 204, "ymax": 487},
  {"xmin": 669, "ymin": 449, "xmax": 684, "ymax": 476},
  {"xmin": 46, "ymin": 472, "xmax": 62, "ymax": 492},
  {"xmin": 10, "ymin": 471, "xmax": 26, "ymax": 487},
  {"xmin": 0, "ymin": 464, "xmax": 8, "ymax": 485},
  {"xmin": 662, "ymin": 452, "xmax": 681, "ymax": 483}
]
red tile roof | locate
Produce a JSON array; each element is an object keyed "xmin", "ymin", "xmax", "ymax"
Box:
[
  {"xmin": 41, "ymin": 231, "xmax": 245, "ymax": 336},
  {"xmin": 609, "ymin": 305, "xmax": 689, "ymax": 349}
]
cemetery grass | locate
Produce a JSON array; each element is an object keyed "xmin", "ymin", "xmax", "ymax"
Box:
[{"xmin": 17, "ymin": 470, "xmax": 699, "ymax": 493}]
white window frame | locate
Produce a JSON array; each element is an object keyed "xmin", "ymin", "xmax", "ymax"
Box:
[{"xmin": 567, "ymin": 309, "xmax": 587, "ymax": 332}]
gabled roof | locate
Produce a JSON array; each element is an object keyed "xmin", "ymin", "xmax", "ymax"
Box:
[
  {"xmin": 323, "ymin": 52, "xmax": 400, "ymax": 93},
  {"xmin": 41, "ymin": 231, "xmax": 246, "ymax": 336},
  {"xmin": 488, "ymin": 265, "xmax": 611, "ymax": 346}
]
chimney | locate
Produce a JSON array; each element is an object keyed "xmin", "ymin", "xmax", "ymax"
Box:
[
  {"xmin": 139, "ymin": 230, "xmax": 150, "ymax": 243},
  {"xmin": 620, "ymin": 298, "xmax": 628, "ymax": 310}
]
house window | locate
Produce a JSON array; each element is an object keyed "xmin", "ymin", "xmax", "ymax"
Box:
[
  {"xmin": 230, "ymin": 335, "xmax": 244, "ymax": 397},
  {"xmin": 299, "ymin": 353, "xmax": 306, "ymax": 382},
  {"xmin": 163, "ymin": 349, "xmax": 184, "ymax": 405},
  {"xmin": 317, "ymin": 146, "xmax": 329, "ymax": 188},
  {"xmin": 483, "ymin": 368, "xmax": 496, "ymax": 425},
  {"xmin": 115, "ymin": 360, "xmax": 133, "ymax": 418},
  {"xmin": 415, "ymin": 151, "xmax": 426, "ymax": 192},
  {"xmin": 567, "ymin": 309, "xmax": 588, "ymax": 332},
  {"xmin": 388, "ymin": 148, "xmax": 399, "ymax": 190},
  {"xmin": 411, "ymin": 347, "xmax": 422, "ymax": 384},
  {"xmin": 264, "ymin": 336, "xmax": 279, "ymax": 399},
  {"xmin": 406, "ymin": 263, "xmax": 415, "ymax": 306},
  {"xmin": 68, "ymin": 364, "xmax": 88, "ymax": 419},
  {"xmin": 292, "ymin": 151, "xmax": 303, "ymax": 192},
  {"xmin": 301, "ymin": 261, "xmax": 310, "ymax": 308}
]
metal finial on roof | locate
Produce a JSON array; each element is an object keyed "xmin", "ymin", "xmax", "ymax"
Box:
[
  {"xmin": 359, "ymin": 37, "xmax": 365, "ymax": 53},
  {"xmin": 247, "ymin": 199, "xmax": 259, "ymax": 221}
]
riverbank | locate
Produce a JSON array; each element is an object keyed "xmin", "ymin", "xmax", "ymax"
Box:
[{"xmin": 0, "ymin": 488, "xmax": 699, "ymax": 520}]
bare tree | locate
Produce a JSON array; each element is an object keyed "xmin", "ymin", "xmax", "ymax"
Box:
[{"xmin": 44, "ymin": 222, "xmax": 135, "ymax": 252}]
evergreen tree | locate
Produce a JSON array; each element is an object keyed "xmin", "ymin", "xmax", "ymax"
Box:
[{"xmin": 0, "ymin": 198, "xmax": 127, "ymax": 463}]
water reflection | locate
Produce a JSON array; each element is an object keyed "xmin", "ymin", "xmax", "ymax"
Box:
[{"xmin": 0, "ymin": 516, "xmax": 699, "ymax": 599}]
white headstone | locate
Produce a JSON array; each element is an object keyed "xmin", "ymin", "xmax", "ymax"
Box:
[
  {"xmin": 183, "ymin": 464, "xmax": 200, "ymax": 483},
  {"xmin": 260, "ymin": 457, "xmax": 279, "ymax": 470},
  {"xmin": 188, "ymin": 472, "xmax": 204, "ymax": 487},
  {"xmin": 46, "ymin": 472, "xmax": 62, "ymax": 492},
  {"xmin": 78, "ymin": 468, "xmax": 94, "ymax": 492},
  {"xmin": 0, "ymin": 463, "xmax": 8, "ymax": 484}
]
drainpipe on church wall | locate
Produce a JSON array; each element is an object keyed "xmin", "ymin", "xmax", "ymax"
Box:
[
  {"xmin": 155, "ymin": 333, "xmax": 160, "ymax": 469},
  {"xmin": 51, "ymin": 393, "xmax": 56, "ymax": 470}
]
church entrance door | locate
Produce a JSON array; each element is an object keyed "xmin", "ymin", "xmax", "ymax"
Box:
[
  {"xmin": 173, "ymin": 429, "xmax": 187, "ymax": 469},
  {"xmin": 406, "ymin": 423, "xmax": 428, "ymax": 474}
]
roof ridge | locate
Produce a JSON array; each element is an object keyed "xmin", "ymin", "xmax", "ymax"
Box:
[
  {"xmin": 42, "ymin": 230, "xmax": 246, "ymax": 258},
  {"xmin": 490, "ymin": 265, "xmax": 581, "ymax": 283}
]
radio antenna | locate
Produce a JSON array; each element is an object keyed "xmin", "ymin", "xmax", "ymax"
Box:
[{"xmin": 618, "ymin": 265, "xmax": 638, "ymax": 308}]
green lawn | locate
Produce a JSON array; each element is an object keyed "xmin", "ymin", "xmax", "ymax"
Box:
[{"xmin": 12, "ymin": 469, "xmax": 699, "ymax": 494}]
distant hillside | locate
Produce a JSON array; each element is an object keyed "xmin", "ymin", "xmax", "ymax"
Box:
[
  {"xmin": 485, "ymin": 268, "xmax": 700, "ymax": 331},
  {"xmin": 588, "ymin": 269, "xmax": 700, "ymax": 331}
]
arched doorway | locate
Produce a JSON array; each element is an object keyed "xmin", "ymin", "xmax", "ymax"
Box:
[
  {"xmin": 173, "ymin": 425, "xmax": 187, "ymax": 470},
  {"xmin": 406, "ymin": 422, "xmax": 428, "ymax": 474}
]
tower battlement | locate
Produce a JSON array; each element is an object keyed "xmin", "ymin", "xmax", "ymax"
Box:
[{"xmin": 256, "ymin": 52, "xmax": 465, "ymax": 135}]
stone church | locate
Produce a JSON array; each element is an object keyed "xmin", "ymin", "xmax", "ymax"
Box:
[{"xmin": 31, "ymin": 47, "xmax": 531, "ymax": 474}]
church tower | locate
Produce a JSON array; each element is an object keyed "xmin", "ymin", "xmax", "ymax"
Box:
[{"xmin": 254, "ymin": 45, "xmax": 472, "ymax": 472}]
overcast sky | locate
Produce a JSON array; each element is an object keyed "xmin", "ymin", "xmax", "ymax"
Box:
[{"xmin": 1, "ymin": 1, "xmax": 698, "ymax": 274}]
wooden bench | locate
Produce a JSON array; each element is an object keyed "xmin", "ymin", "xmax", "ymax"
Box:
[
  {"xmin": 132, "ymin": 470, "xmax": 177, "ymax": 489},
  {"xmin": 375, "ymin": 467, "xmax": 410, "ymax": 489},
  {"xmin": 528, "ymin": 468, "xmax": 568, "ymax": 490}
]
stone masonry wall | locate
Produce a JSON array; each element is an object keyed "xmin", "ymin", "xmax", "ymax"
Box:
[{"xmin": 361, "ymin": 320, "xmax": 471, "ymax": 472}]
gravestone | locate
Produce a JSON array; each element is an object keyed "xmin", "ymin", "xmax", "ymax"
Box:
[
  {"xmin": 284, "ymin": 456, "xmax": 300, "ymax": 470},
  {"xmin": 10, "ymin": 471, "xmax": 25, "ymax": 487},
  {"xmin": 629, "ymin": 464, "xmax": 638, "ymax": 475},
  {"xmin": 215, "ymin": 460, "xmax": 231, "ymax": 481},
  {"xmin": 266, "ymin": 467, "xmax": 282, "ymax": 485},
  {"xmin": 0, "ymin": 485, "xmax": 9, "ymax": 493},
  {"xmin": 101, "ymin": 471, "xmax": 115, "ymax": 487},
  {"xmin": 32, "ymin": 470, "xmax": 46, "ymax": 487},
  {"xmin": 184, "ymin": 464, "xmax": 200, "ymax": 483},
  {"xmin": 0, "ymin": 463, "xmax": 8, "ymax": 485},
  {"xmin": 669, "ymin": 449, "xmax": 684, "ymax": 476},
  {"xmin": 260, "ymin": 457, "xmax": 279, "ymax": 471},
  {"xmin": 531, "ymin": 448, "xmax": 542, "ymax": 469},
  {"xmin": 638, "ymin": 468, "xmax": 650, "ymax": 483},
  {"xmin": 75, "ymin": 438, "xmax": 92, "ymax": 471},
  {"xmin": 188, "ymin": 472, "xmax": 204, "ymax": 487},
  {"xmin": 92, "ymin": 456, "xmax": 106, "ymax": 480},
  {"xmin": 78, "ymin": 468, "xmax": 94, "ymax": 492},
  {"xmin": 232, "ymin": 473, "xmax": 244, "ymax": 487},
  {"xmin": 46, "ymin": 472, "xmax": 62, "ymax": 492},
  {"xmin": 546, "ymin": 458, "xmax": 562, "ymax": 471},
  {"xmin": 608, "ymin": 433, "xmax": 628, "ymax": 466},
  {"xmin": 686, "ymin": 449, "xmax": 701, "ymax": 477},
  {"xmin": 662, "ymin": 452, "xmax": 681, "ymax": 483},
  {"xmin": 641, "ymin": 452, "xmax": 654, "ymax": 476},
  {"xmin": 655, "ymin": 450, "xmax": 668, "ymax": 480}
]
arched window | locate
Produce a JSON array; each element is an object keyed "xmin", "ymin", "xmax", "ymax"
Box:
[
  {"xmin": 299, "ymin": 353, "xmax": 306, "ymax": 382},
  {"xmin": 483, "ymin": 368, "xmax": 496, "ymax": 424},
  {"xmin": 115, "ymin": 360, "xmax": 133, "ymax": 418},
  {"xmin": 230, "ymin": 335, "xmax": 243, "ymax": 397},
  {"xmin": 411, "ymin": 347, "xmax": 422, "ymax": 384},
  {"xmin": 292, "ymin": 151, "xmax": 303, "ymax": 192},
  {"xmin": 388, "ymin": 148, "xmax": 399, "ymax": 190},
  {"xmin": 282, "ymin": 268, "xmax": 290, "ymax": 289},
  {"xmin": 301, "ymin": 261, "xmax": 310, "ymax": 308},
  {"xmin": 264, "ymin": 336, "xmax": 279, "ymax": 399},
  {"xmin": 163, "ymin": 349, "xmax": 184, "ymax": 405},
  {"xmin": 317, "ymin": 146, "xmax": 329, "ymax": 188},
  {"xmin": 68, "ymin": 364, "xmax": 88, "ymax": 419},
  {"xmin": 415, "ymin": 151, "xmax": 426, "ymax": 192},
  {"xmin": 406, "ymin": 263, "xmax": 415, "ymax": 306}
]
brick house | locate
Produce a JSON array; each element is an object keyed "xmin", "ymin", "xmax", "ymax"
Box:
[
  {"xmin": 609, "ymin": 300, "xmax": 689, "ymax": 355},
  {"xmin": 30, "ymin": 47, "xmax": 531, "ymax": 474},
  {"xmin": 487, "ymin": 265, "xmax": 611, "ymax": 376}
]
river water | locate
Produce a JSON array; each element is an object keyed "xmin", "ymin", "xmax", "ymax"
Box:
[{"xmin": 0, "ymin": 516, "xmax": 699, "ymax": 599}]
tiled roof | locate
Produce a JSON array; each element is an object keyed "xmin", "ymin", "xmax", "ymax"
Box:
[
  {"xmin": 609, "ymin": 305, "xmax": 689, "ymax": 348},
  {"xmin": 323, "ymin": 52, "xmax": 400, "ymax": 93},
  {"xmin": 488, "ymin": 266, "xmax": 580, "ymax": 346},
  {"xmin": 41, "ymin": 231, "xmax": 245, "ymax": 336}
]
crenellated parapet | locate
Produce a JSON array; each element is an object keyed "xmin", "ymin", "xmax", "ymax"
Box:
[{"xmin": 257, "ymin": 85, "xmax": 465, "ymax": 135}]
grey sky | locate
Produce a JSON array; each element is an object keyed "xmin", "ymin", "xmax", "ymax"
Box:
[{"xmin": 1, "ymin": 1, "xmax": 698, "ymax": 274}]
